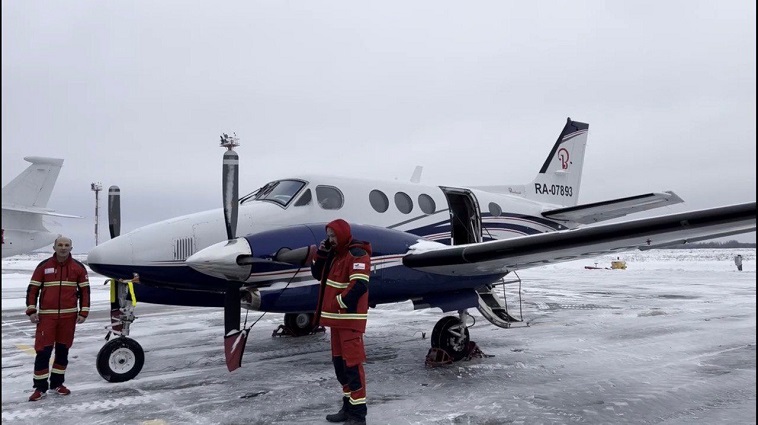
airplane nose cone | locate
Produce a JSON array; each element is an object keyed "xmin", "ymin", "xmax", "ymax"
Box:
[
  {"xmin": 87, "ymin": 235, "xmax": 134, "ymax": 276},
  {"xmin": 186, "ymin": 238, "xmax": 253, "ymax": 281}
]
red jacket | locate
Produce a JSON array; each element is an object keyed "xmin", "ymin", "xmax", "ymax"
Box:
[
  {"xmin": 26, "ymin": 255, "xmax": 90, "ymax": 319},
  {"xmin": 311, "ymin": 219, "xmax": 372, "ymax": 333}
]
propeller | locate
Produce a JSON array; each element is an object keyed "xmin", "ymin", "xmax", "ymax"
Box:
[
  {"xmin": 218, "ymin": 133, "xmax": 249, "ymax": 372},
  {"xmin": 220, "ymin": 133, "xmax": 241, "ymax": 337},
  {"xmin": 108, "ymin": 186, "xmax": 121, "ymax": 239}
]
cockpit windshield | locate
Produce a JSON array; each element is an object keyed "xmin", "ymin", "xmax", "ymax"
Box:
[{"xmin": 240, "ymin": 179, "xmax": 306, "ymax": 207}]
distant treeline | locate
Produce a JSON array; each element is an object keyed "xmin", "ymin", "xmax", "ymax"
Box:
[{"xmin": 659, "ymin": 240, "xmax": 756, "ymax": 249}]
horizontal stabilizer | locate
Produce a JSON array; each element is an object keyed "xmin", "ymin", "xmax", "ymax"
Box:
[
  {"xmin": 2, "ymin": 204, "xmax": 82, "ymax": 218},
  {"xmin": 541, "ymin": 191, "xmax": 683, "ymax": 224}
]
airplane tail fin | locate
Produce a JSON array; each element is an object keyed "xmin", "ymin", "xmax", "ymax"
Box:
[
  {"xmin": 473, "ymin": 118, "xmax": 589, "ymax": 207},
  {"xmin": 526, "ymin": 118, "xmax": 589, "ymax": 207},
  {"xmin": 2, "ymin": 157, "xmax": 64, "ymax": 208}
]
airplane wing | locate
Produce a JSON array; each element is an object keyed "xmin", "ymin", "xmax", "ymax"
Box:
[
  {"xmin": 541, "ymin": 191, "xmax": 683, "ymax": 224},
  {"xmin": 2, "ymin": 205, "xmax": 83, "ymax": 218},
  {"xmin": 403, "ymin": 202, "xmax": 755, "ymax": 276}
]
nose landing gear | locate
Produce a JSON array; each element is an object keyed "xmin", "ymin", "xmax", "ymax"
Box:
[{"xmin": 96, "ymin": 275, "xmax": 145, "ymax": 383}]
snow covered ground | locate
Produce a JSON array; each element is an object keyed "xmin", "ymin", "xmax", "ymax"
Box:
[{"xmin": 2, "ymin": 249, "xmax": 755, "ymax": 424}]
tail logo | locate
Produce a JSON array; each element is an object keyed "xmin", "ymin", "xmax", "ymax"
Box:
[{"xmin": 558, "ymin": 148, "xmax": 570, "ymax": 170}]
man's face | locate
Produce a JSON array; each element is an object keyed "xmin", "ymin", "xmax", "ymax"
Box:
[
  {"xmin": 54, "ymin": 238, "xmax": 72, "ymax": 258},
  {"xmin": 326, "ymin": 228, "xmax": 337, "ymax": 247}
]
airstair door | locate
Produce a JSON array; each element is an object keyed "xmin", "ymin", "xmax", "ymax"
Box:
[{"xmin": 439, "ymin": 187, "xmax": 482, "ymax": 245}]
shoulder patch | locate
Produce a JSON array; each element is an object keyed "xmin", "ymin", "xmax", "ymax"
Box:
[{"xmin": 349, "ymin": 247, "xmax": 367, "ymax": 257}]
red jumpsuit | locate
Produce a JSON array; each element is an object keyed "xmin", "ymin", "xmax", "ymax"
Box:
[
  {"xmin": 311, "ymin": 219, "xmax": 372, "ymax": 422},
  {"xmin": 26, "ymin": 255, "xmax": 90, "ymax": 392}
]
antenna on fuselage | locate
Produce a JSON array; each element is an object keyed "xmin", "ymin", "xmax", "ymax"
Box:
[{"xmin": 410, "ymin": 165, "xmax": 423, "ymax": 183}]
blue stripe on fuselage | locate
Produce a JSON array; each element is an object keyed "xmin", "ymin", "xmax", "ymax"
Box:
[
  {"xmin": 101, "ymin": 261, "xmax": 502, "ymax": 313},
  {"xmin": 90, "ymin": 218, "xmax": 547, "ymax": 311}
]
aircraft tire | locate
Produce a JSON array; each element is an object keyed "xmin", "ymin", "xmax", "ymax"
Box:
[
  {"xmin": 284, "ymin": 313, "xmax": 316, "ymax": 336},
  {"xmin": 431, "ymin": 316, "xmax": 470, "ymax": 362},
  {"xmin": 96, "ymin": 337, "xmax": 145, "ymax": 383}
]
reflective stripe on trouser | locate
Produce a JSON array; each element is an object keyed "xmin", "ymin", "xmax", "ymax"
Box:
[
  {"xmin": 49, "ymin": 342, "xmax": 69, "ymax": 388},
  {"xmin": 330, "ymin": 328, "xmax": 367, "ymax": 420},
  {"xmin": 32, "ymin": 342, "xmax": 69, "ymax": 391}
]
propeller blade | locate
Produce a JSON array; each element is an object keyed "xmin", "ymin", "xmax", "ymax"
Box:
[
  {"xmin": 224, "ymin": 281, "xmax": 243, "ymax": 335},
  {"xmin": 108, "ymin": 185, "xmax": 121, "ymax": 239},
  {"xmin": 222, "ymin": 149, "xmax": 239, "ymax": 241},
  {"xmin": 224, "ymin": 280, "xmax": 245, "ymax": 372}
]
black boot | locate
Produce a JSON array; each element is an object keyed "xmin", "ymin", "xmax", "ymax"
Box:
[
  {"xmin": 326, "ymin": 397, "xmax": 349, "ymax": 422},
  {"xmin": 344, "ymin": 400, "xmax": 367, "ymax": 425}
]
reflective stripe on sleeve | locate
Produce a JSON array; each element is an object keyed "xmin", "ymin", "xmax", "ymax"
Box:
[
  {"xmin": 349, "ymin": 273, "xmax": 369, "ymax": 282},
  {"xmin": 320, "ymin": 312, "xmax": 367, "ymax": 320}
]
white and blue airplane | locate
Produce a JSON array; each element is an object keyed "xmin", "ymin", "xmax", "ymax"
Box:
[
  {"xmin": 2, "ymin": 157, "xmax": 80, "ymax": 258},
  {"xmin": 86, "ymin": 120, "xmax": 756, "ymax": 382}
]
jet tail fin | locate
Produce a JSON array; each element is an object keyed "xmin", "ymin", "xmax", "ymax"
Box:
[
  {"xmin": 2, "ymin": 157, "xmax": 64, "ymax": 208},
  {"xmin": 526, "ymin": 118, "xmax": 588, "ymax": 207},
  {"xmin": 473, "ymin": 118, "xmax": 589, "ymax": 207}
]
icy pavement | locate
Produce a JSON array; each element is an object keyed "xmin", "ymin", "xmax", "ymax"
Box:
[{"xmin": 2, "ymin": 249, "xmax": 755, "ymax": 424}]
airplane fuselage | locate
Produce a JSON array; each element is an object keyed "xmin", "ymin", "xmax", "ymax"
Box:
[
  {"xmin": 2, "ymin": 209, "xmax": 58, "ymax": 258},
  {"xmin": 87, "ymin": 174, "xmax": 575, "ymax": 312}
]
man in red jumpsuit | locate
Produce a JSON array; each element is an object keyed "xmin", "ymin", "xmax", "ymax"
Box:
[
  {"xmin": 311, "ymin": 219, "xmax": 372, "ymax": 425},
  {"xmin": 25, "ymin": 236, "xmax": 90, "ymax": 401}
]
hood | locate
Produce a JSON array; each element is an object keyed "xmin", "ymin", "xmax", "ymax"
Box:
[{"xmin": 326, "ymin": 219, "xmax": 352, "ymax": 251}]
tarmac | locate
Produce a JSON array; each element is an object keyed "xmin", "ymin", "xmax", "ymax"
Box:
[{"xmin": 2, "ymin": 249, "xmax": 755, "ymax": 424}]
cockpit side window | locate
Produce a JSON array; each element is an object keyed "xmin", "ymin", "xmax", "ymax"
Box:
[
  {"xmin": 315, "ymin": 186, "xmax": 344, "ymax": 210},
  {"xmin": 294, "ymin": 189, "xmax": 312, "ymax": 206},
  {"xmin": 240, "ymin": 179, "xmax": 306, "ymax": 207}
]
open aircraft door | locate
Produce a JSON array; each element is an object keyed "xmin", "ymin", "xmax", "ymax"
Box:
[{"xmin": 439, "ymin": 186, "xmax": 482, "ymax": 245}]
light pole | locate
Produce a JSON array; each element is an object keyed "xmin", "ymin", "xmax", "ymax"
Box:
[{"xmin": 91, "ymin": 182, "xmax": 102, "ymax": 246}]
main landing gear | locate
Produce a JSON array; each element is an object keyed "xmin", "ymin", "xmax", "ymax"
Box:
[
  {"xmin": 426, "ymin": 310, "xmax": 484, "ymax": 366},
  {"xmin": 426, "ymin": 277, "xmax": 524, "ymax": 366},
  {"xmin": 272, "ymin": 312, "xmax": 325, "ymax": 337},
  {"xmin": 96, "ymin": 275, "xmax": 145, "ymax": 383}
]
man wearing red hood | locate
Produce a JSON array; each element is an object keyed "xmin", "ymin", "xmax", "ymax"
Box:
[{"xmin": 311, "ymin": 219, "xmax": 372, "ymax": 425}]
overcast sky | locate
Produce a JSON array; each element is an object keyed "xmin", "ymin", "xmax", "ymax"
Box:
[{"xmin": 2, "ymin": 1, "xmax": 755, "ymax": 253}]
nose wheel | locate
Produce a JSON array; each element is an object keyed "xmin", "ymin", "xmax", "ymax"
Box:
[{"xmin": 96, "ymin": 337, "xmax": 145, "ymax": 383}]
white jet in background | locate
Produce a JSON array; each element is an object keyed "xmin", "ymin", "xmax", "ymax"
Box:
[{"xmin": 2, "ymin": 157, "xmax": 81, "ymax": 258}]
